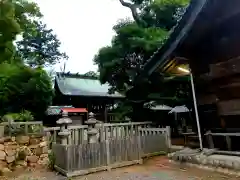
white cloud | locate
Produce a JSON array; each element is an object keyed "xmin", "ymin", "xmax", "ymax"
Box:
[{"xmin": 36, "ymin": 0, "xmax": 132, "ymax": 73}]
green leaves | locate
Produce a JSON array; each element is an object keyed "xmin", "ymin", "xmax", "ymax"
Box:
[
  {"xmin": 0, "ymin": 63, "xmax": 54, "ymax": 118},
  {"xmin": 93, "ymin": 0, "xmax": 190, "ymax": 120},
  {"xmin": 17, "ymin": 20, "xmax": 68, "ymax": 67},
  {"xmin": 0, "ymin": 0, "xmax": 21, "ymax": 63},
  {"xmin": 94, "ymin": 0, "xmax": 190, "ymax": 95},
  {"xmin": 95, "ymin": 18, "xmax": 169, "ymax": 93},
  {"xmin": 0, "ymin": 0, "xmax": 56, "ymax": 119}
]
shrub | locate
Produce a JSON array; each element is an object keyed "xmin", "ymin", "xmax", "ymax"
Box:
[
  {"xmin": 48, "ymin": 151, "xmax": 56, "ymax": 170},
  {"xmin": 0, "ymin": 63, "xmax": 54, "ymax": 120}
]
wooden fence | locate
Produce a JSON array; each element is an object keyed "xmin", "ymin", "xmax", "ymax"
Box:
[
  {"xmin": 0, "ymin": 121, "xmax": 171, "ymax": 177},
  {"xmin": 1, "ymin": 121, "xmax": 44, "ymax": 136},
  {"xmin": 44, "ymin": 122, "xmax": 152, "ymax": 144},
  {"xmin": 0, "ymin": 121, "xmax": 152, "ymax": 143},
  {"xmin": 53, "ymin": 123, "xmax": 170, "ymax": 177}
]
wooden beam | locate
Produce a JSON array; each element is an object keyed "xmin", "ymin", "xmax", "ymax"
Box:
[
  {"xmin": 217, "ymin": 99, "xmax": 240, "ymax": 115},
  {"xmin": 198, "ymin": 94, "xmax": 218, "ymax": 105},
  {"xmin": 104, "ymin": 104, "xmax": 108, "ymax": 123},
  {"xmin": 200, "ymin": 56, "xmax": 240, "ymax": 80}
]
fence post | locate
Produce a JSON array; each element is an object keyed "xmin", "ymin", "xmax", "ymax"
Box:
[
  {"xmin": 206, "ymin": 130, "xmax": 214, "ymax": 149},
  {"xmin": 56, "ymin": 111, "xmax": 72, "ymax": 145},
  {"xmin": 166, "ymin": 126, "xmax": 171, "ymax": 152},
  {"xmin": 99, "ymin": 124, "xmax": 105, "ymax": 142},
  {"xmin": 105, "ymin": 139, "xmax": 111, "ymax": 171},
  {"xmin": 136, "ymin": 126, "xmax": 143, "ymax": 164}
]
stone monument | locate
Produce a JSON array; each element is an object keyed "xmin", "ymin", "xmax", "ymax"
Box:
[{"xmin": 56, "ymin": 111, "xmax": 72, "ymax": 145}]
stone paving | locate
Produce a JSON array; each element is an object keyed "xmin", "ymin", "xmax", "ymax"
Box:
[
  {"xmin": 169, "ymin": 147, "xmax": 240, "ymax": 175},
  {"xmin": 2, "ymin": 156, "xmax": 239, "ymax": 180}
]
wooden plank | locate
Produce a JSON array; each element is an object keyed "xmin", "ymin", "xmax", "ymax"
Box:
[
  {"xmin": 218, "ymin": 99, "xmax": 240, "ymax": 115},
  {"xmin": 53, "ymin": 126, "xmax": 169, "ymax": 176},
  {"xmin": 103, "ymin": 122, "xmax": 152, "ymax": 127},
  {"xmin": 205, "ymin": 131, "xmax": 214, "ymax": 149},
  {"xmin": 225, "ymin": 136, "xmax": 232, "ymax": 151},
  {"xmin": 205, "ymin": 132, "xmax": 240, "ymax": 136},
  {"xmin": 200, "ymin": 56, "xmax": 240, "ymax": 80},
  {"xmin": 1, "ymin": 121, "xmax": 43, "ymax": 125}
]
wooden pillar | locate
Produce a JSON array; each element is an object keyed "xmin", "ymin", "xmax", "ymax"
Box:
[{"xmin": 104, "ymin": 104, "xmax": 108, "ymax": 123}]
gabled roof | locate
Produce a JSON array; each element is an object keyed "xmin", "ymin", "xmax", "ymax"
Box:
[
  {"xmin": 55, "ymin": 73, "xmax": 124, "ymax": 98},
  {"xmin": 143, "ymin": 0, "xmax": 240, "ymax": 76},
  {"xmin": 143, "ymin": 0, "xmax": 207, "ymax": 75},
  {"xmin": 46, "ymin": 106, "xmax": 73, "ymax": 115}
]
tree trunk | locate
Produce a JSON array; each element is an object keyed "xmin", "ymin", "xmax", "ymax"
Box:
[{"xmin": 118, "ymin": 0, "xmax": 146, "ymax": 27}]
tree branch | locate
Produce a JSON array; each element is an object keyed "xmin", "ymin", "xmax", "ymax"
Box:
[{"xmin": 119, "ymin": 0, "xmax": 146, "ymax": 27}]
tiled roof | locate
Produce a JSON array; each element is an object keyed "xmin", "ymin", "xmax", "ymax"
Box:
[
  {"xmin": 46, "ymin": 106, "xmax": 73, "ymax": 115},
  {"xmin": 55, "ymin": 73, "xmax": 124, "ymax": 98}
]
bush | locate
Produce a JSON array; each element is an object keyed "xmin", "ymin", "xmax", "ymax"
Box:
[
  {"xmin": 48, "ymin": 151, "xmax": 56, "ymax": 170},
  {"xmin": 2, "ymin": 110, "xmax": 34, "ymax": 122},
  {"xmin": 0, "ymin": 63, "xmax": 54, "ymax": 119}
]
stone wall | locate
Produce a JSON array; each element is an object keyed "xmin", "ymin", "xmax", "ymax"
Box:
[{"xmin": 0, "ymin": 135, "xmax": 49, "ymax": 174}]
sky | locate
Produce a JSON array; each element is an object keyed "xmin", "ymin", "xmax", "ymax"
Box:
[{"xmin": 36, "ymin": 0, "xmax": 132, "ymax": 74}]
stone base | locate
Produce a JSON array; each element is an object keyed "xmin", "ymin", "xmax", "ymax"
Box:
[
  {"xmin": 0, "ymin": 135, "xmax": 49, "ymax": 175},
  {"xmin": 168, "ymin": 148, "xmax": 240, "ymax": 175}
]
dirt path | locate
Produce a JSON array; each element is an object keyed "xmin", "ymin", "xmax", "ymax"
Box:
[{"xmin": 2, "ymin": 156, "xmax": 240, "ymax": 180}]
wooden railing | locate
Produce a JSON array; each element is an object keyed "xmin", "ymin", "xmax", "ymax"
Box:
[
  {"xmin": 0, "ymin": 120, "xmax": 171, "ymax": 177},
  {"xmin": 1, "ymin": 121, "xmax": 44, "ymax": 136},
  {"xmin": 204, "ymin": 131, "xmax": 240, "ymax": 151},
  {"xmin": 53, "ymin": 125, "xmax": 171, "ymax": 177},
  {"xmin": 0, "ymin": 121, "xmax": 152, "ymax": 145}
]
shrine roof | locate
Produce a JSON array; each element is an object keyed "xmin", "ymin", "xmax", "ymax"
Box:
[
  {"xmin": 142, "ymin": 0, "xmax": 240, "ymax": 76},
  {"xmin": 143, "ymin": 0, "xmax": 207, "ymax": 75},
  {"xmin": 55, "ymin": 73, "xmax": 124, "ymax": 98}
]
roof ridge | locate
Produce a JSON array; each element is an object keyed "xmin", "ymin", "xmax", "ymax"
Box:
[{"xmin": 56, "ymin": 72, "xmax": 99, "ymax": 80}]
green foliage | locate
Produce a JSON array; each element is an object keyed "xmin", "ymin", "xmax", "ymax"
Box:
[
  {"xmin": 0, "ymin": 63, "xmax": 54, "ymax": 118},
  {"xmin": 84, "ymin": 71, "xmax": 99, "ymax": 78},
  {"xmin": 94, "ymin": 21, "xmax": 168, "ymax": 93},
  {"xmin": 48, "ymin": 151, "xmax": 56, "ymax": 170},
  {"xmin": 94, "ymin": 0, "xmax": 190, "ymax": 120},
  {"xmin": 17, "ymin": 20, "xmax": 68, "ymax": 67},
  {"xmin": 111, "ymin": 101, "xmax": 133, "ymax": 120},
  {"xmin": 94, "ymin": 0, "xmax": 189, "ymax": 94},
  {"xmin": 140, "ymin": 0, "xmax": 189, "ymax": 29},
  {"xmin": 2, "ymin": 110, "xmax": 34, "ymax": 122},
  {"xmin": 0, "ymin": 0, "xmax": 21, "ymax": 63},
  {"xmin": 1, "ymin": 0, "xmax": 69, "ymax": 67},
  {"xmin": 0, "ymin": 0, "xmax": 60, "ymax": 120}
]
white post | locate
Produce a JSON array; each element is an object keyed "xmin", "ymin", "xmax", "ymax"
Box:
[{"xmin": 190, "ymin": 72, "xmax": 203, "ymax": 150}]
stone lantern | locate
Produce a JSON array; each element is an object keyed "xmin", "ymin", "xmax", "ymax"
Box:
[
  {"xmin": 56, "ymin": 111, "xmax": 72, "ymax": 131},
  {"xmin": 85, "ymin": 112, "xmax": 98, "ymax": 143},
  {"xmin": 56, "ymin": 111, "xmax": 72, "ymax": 145}
]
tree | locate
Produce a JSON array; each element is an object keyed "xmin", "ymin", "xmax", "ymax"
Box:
[
  {"xmin": 118, "ymin": 0, "xmax": 188, "ymax": 28},
  {"xmin": 0, "ymin": 0, "xmax": 21, "ymax": 63},
  {"xmin": 0, "ymin": 63, "xmax": 54, "ymax": 119},
  {"xmin": 17, "ymin": 20, "xmax": 68, "ymax": 67},
  {"xmin": 94, "ymin": 0, "xmax": 189, "ymax": 94},
  {"xmin": 84, "ymin": 71, "xmax": 99, "ymax": 78},
  {"xmin": 0, "ymin": 0, "xmax": 55, "ymax": 120},
  {"xmin": 11, "ymin": 0, "xmax": 68, "ymax": 67},
  {"xmin": 93, "ymin": 0, "xmax": 190, "ymax": 121}
]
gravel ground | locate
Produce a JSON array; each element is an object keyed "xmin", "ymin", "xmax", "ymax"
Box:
[{"xmin": 1, "ymin": 156, "xmax": 240, "ymax": 180}]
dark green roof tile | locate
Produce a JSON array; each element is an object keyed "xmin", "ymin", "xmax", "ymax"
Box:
[{"xmin": 55, "ymin": 73, "xmax": 124, "ymax": 98}]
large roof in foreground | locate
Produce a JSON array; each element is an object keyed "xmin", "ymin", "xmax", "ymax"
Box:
[
  {"xmin": 143, "ymin": 0, "xmax": 207, "ymax": 75},
  {"xmin": 143, "ymin": 0, "xmax": 240, "ymax": 76},
  {"xmin": 55, "ymin": 73, "xmax": 124, "ymax": 98}
]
